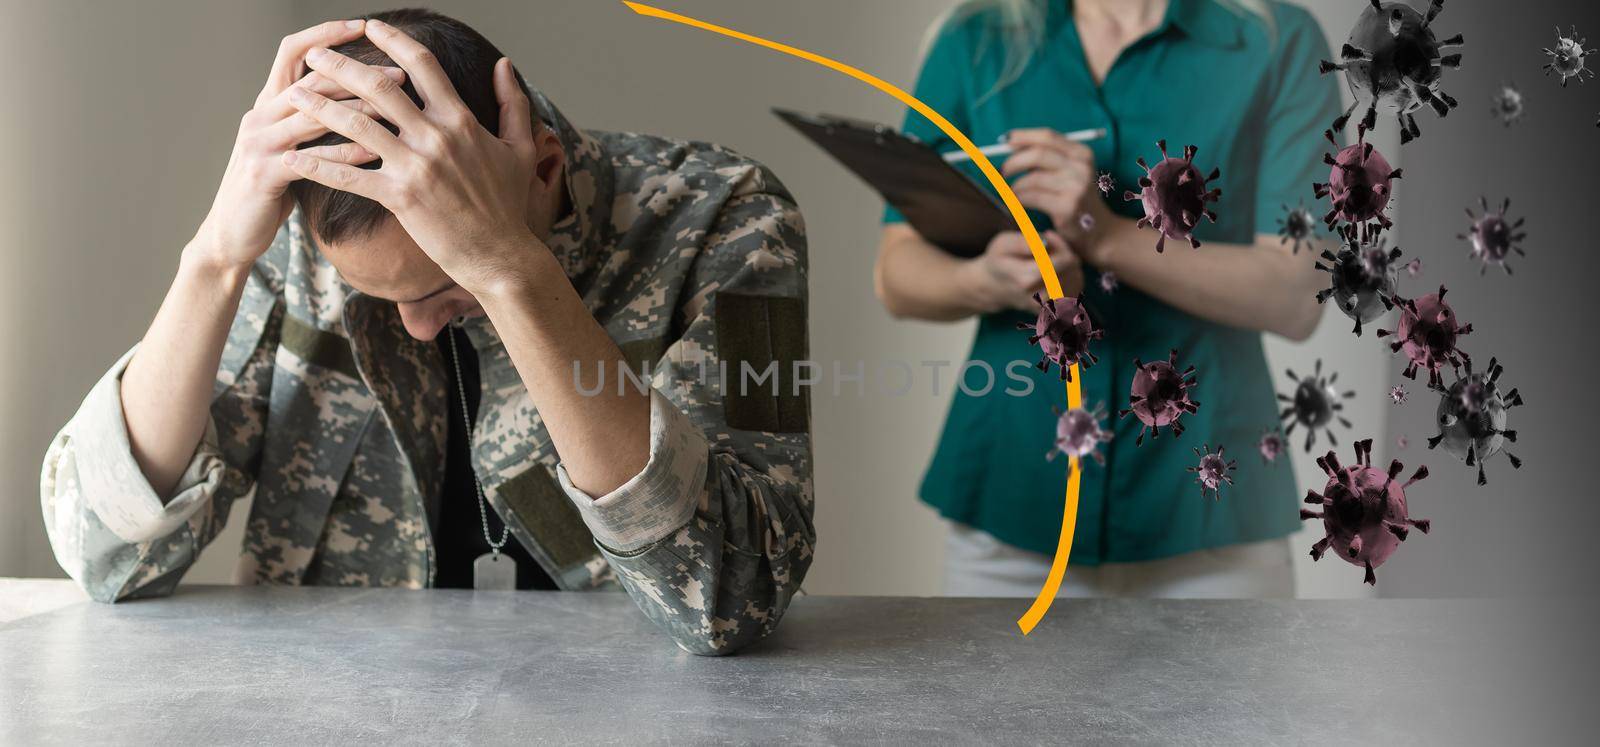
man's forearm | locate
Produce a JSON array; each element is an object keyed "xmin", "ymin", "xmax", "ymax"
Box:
[
  {"xmin": 475, "ymin": 239, "xmax": 651, "ymax": 498},
  {"xmin": 1089, "ymin": 216, "xmax": 1327, "ymax": 340},
  {"xmin": 121, "ymin": 243, "xmax": 251, "ymax": 499}
]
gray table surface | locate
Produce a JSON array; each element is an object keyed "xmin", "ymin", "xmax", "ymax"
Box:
[{"xmin": 0, "ymin": 583, "xmax": 1584, "ymax": 745}]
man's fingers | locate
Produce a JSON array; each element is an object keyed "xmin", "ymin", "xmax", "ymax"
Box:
[
  {"xmin": 282, "ymin": 150, "xmax": 389, "ymax": 202},
  {"xmin": 287, "ymin": 86, "xmax": 405, "ymax": 159},
  {"xmin": 297, "ymin": 142, "xmax": 378, "ymax": 165},
  {"xmin": 363, "ymin": 18, "xmax": 466, "ymax": 115},
  {"xmin": 302, "ymin": 47, "xmax": 427, "ymax": 131},
  {"xmin": 262, "ymin": 99, "xmax": 385, "ymax": 147},
  {"xmin": 494, "ymin": 57, "xmax": 535, "ymax": 149},
  {"xmin": 261, "ymin": 67, "xmax": 406, "ymax": 121},
  {"xmin": 257, "ymin": 19, "xmax": 367, "ymax": 107}
]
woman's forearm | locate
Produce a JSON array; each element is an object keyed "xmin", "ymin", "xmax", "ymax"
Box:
[
  {"xmin": 1089, "ymin": 215, "xmax": 1327, "ymax": 340},
  {"xmin": 874, "ymin": 226, "xmax": 986, "ymax": 322},
  {"xmin": 120, "ymin": 241, "xmax": 253, "ymax": 499}
]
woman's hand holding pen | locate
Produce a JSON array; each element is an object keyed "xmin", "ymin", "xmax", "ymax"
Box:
[
  {"xmin": 961, "ymin": 230, "xmax": 1084, "ymax": 313},
  {"xmin": 1003, "ymin": 128, "xmax": 1117, "ymax": 267}
]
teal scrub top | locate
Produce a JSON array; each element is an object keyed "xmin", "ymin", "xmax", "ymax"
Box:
[{"xmin": 885, "ymin": 0, "xmax": 1343, "ymax": 563}]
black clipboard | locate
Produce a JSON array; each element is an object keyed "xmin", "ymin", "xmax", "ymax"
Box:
[{"xmin": 773, "ymin": 109, "xmax": 1009, "ymax": 258}]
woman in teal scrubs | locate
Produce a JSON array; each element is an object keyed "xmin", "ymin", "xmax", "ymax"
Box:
[{"xmin": 875, "ymin": 0, "xmax": 1342, "ymax": 596}]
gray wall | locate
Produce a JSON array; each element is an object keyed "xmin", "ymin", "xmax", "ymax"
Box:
[
  {"xmin": 1377, "ymin": 0, "xmax": 1600, "ymax": 600},
  {"xmin": 7, "ymin": 0, "xmax": 1574, "ymax": 602}
]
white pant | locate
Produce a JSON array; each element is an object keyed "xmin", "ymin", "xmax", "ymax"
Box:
[{"xmin": 944, "ymin": 522, "xmax": 1295, "ymax": 599}]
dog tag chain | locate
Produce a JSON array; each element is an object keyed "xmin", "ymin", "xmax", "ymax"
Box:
[{"xmin": 447, "ymin": 327, "xmax": 517, "ymax": 591}]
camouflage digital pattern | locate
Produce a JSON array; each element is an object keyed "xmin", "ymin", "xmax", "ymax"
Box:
[{"xmin": 39, "ymin": 91, "xmax": 814, "ymax": 655}]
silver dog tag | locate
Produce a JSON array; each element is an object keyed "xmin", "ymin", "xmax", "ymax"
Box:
[{"xmin": 473, "ymin": 552, "xmax": 517, "ymax": 591}]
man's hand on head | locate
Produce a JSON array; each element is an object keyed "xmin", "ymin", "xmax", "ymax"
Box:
[{"xmin": 281, "ymin": 18, "xmax": 544, "ymax": 301}]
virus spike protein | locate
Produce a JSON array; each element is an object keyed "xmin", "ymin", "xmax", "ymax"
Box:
[
  {"xmin": 1186, "ymin": 444, "xmax": 1237, "ymax": 501},
  {"xmin": 1123, "ymin": 140, "xmax": 1222, "ymax": 253},
  {"xmin": 1299, "ymin": 438, "xmax": 1431, "ymax": 585},
  {"xmin": 1118, "ymin": 349, "xmax": 1201, "ymax": 446},
  {"xmin": 1016, "ymin": 292, "xmax": 1104, "ymax": 382},
  {"xmin": 1320, "ymin": 0, "xmax": 1464, "ymax": 144}
]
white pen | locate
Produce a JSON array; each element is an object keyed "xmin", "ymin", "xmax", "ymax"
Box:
[{"xmin": 942, "ymin": 128, "xmax": 1108, "ymax": 163}]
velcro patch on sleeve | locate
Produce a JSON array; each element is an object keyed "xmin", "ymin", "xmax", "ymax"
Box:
[{"xmin": 712, "ymin": 292, "xmax": 809, "ymax": 433}]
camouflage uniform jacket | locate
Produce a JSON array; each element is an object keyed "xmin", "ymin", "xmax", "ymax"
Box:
[{"xmin": 39, "ymin": 91, "xmax": 814, "ymax": 655}]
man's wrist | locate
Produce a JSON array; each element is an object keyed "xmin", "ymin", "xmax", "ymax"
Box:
[
  {"xmin": 469, "ymin": 230, "xmax": 563, "ymax": 306},
  {"xmin": 179, "ymin": 236, "xmax": 254, "ymax": 289}
]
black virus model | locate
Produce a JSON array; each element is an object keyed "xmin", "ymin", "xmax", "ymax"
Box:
[
  {"xmin": 1187, "ymin": 445, "xmax": 1237, "ymax": 501},
  {"xmin": 1018, "ymin": 292, "xmax": 1103, "ymax": 382},
  {"xmin": 1258, "ymin": 429, "xmax": 1286, "ymax": 464},
  {"xmin": 1278, "ymin": 359, "xmax": 1355, "ymax": 452},
  {"xmin": 1378, "ymin": 285, "xmax": 1473, "ymax": 388},
  {"xmin": 1314, "ymin": 227, "xmax": 1402, "ymax": 336},
  {"xmin": 1047, "ymin": 404, "xmax": 1112, "ymax": 468},
  {"xmin": 1543, "ymin": 26, "xmax": 1596, "ymax": 87},
  {"xmin": 1427, "ymin": 356, "xmax": 1524, "ymax": 486},
  {"xmin": 1301, "ymin": 439, "xmax": 1431, "ymax": 585},
  {"xmin": 1459, "ymin": 196, "xmax": 1527, "ymax": 276},
  {"xmin": 1490, "ymin": 84, "xmax": 1526, "ymax": 126},
  {"xmin": 1277, "ymin": 202, "xmax": 1318, "ymax": 254},
  {"xmin": 1320, "ymin": 0, "xmax": 1463, "ymax": 143},
  {"xmin": 1119, "ymin": 349, "xmax": 1201, "ymax": 446},
  {"xmin": 1313, "ymin": 126, "xmax": 1402, "ymax": 242},
  {"xmin": 1123, "ymin": 140, "xmax": 1222, "ymax": 253}
]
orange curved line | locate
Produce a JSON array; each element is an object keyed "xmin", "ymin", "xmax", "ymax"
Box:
[{"xmin": 622, "ymin": 1, "xmax": 1079, "ymax": 634}]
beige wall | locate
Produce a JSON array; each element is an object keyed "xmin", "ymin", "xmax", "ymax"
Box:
[{"xmin": 1, "ymin": 0, "xmax": 1385, "ymax": 599}]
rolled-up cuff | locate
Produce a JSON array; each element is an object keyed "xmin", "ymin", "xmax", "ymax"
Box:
[
  {"xmin": 555, "ymin": 388, "xmax": 709, "ymax": 554},
  {"xmin": 72, "ymin": 347, "xmax": 226, "ymax": 544}
]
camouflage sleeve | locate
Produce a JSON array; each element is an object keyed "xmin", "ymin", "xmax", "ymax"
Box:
[
  {"xmin": 555, "ymin": 186, "xmax": 813, "ymax": 655},
  {"xmin": 39, "ymin": 257, "xmax": 283, "ymax": 603}
]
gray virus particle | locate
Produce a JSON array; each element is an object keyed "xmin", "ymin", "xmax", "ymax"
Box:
[
  {"xmin": 1490, "ymin": 83, "xmax": 1526, "ymax": 126},
  {"xmin": 1543, "ymin": 26, "xmax": 1596, "ymax": 88},
  {"xmin": 1018, "ymin": 292, "xmax": 1103, "ymax": 382},
  {"xmin": 1259, "ymin": 428, "xmax": 1287, "ymax": 464},
  {"xmin": 1459, "ymin": 196, "xmax": 1527, "ymax": 276},
  {"xmin": 1124, "ymin": 140, "xmax": 1222, "ymax": 253},
  {"xmin": 1314, "ymin": 226, "xmax": 1402, "ymax": 336},
  {"xmin": 1277, "ymin": 202, "xmax": 1318, "ymax": 254},
  {"xmin": 1320, "ymin": 0, "xmax": 1463, "ymax": 144},
  {"xmin": 1047, "ymin": 403, "xmax": 1113, "ymax": 468},
  {"xmin": 1301, "ymin": 438, "xmax": 1431, "ymax": 585},
  {"xmin": 1278, "ymin": 359, "xmax": 1356, "ymax": 452},
  {"xmin": 1096, "ymin": 172, "xmax": 1116, "ymax": 197},
  {"xmin": 1389, "ymin": 384, "xmax": 1409, "ymax": 405},
  {"xmin": 1428, "ymin": 356, "xmax": 1524, "ymax": 485},
  {"xmin": 1187, "ymin": 444, "xmax": 1237, "ymax": 501},
  {"xmin": 1099, "ymin": 271, "xmax": 1118, "ymax": 294}
]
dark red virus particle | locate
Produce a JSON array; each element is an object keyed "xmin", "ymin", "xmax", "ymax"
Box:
[
  {"xmin": 1017, "ymin": 292, "xmax": 1103, "ymax": 382},
  {"xmin": 1320, "ymin": 0, "xmax": 1463, "ymax": 144},
  {"xmin": 1047, "ymin": 403, "xmax": 1112, "ymax": 468},
  {"xmin": 1186, "ymin": 444, "xmax": 1237, "ymax": 501},
  {"xmin": 1428, "ymin": 356, "xmax": 1524, "ymax": 486},
  {"xmin": 1459, "ymin": 196, "xmax": 1527, "ymax": 276},
  {"xmin": 1098, "ymin": 271, "xmax": 1118, "ymax": 294},
  {"xmin": 1277, "ymin": 202, "xmax": 1318, "ymax": 254},
  {"xmin": 1389, "ymin": 384, "xmax": 1409, "ymax": 405},
  {"xmin": 1300, "ymin": 438, "xmax": 1431, "ymax": 585},
  {"xmin": 1258, "ymin": 428, "xmax": 1286, "ymax": 464},
  {"xmin": 1377, "ymin": 285, "xmax": 1473, "ymax": 388},
  {"xmin": 1118, "ymin": 349, "xmax": 1201, "ymax": 446},
  {"xmin": 1490, "ymin": 83, "xmax": 1526, "ymax": 126},
  {"xmin": 1543, "ymin": 26, "xmax": 1596, "ymax": 88},
  {"xmin": 1123, "ymin": 140, "xmax": 1221, "ymax": 253},
  {"xmin": 1278, "ymin": 359, "xmax": 1355, "ymax": 452},
  {"xmin": 1312, "ymin": 126, "xmax": 1401, "ymax": 242},
  {"xmin": 1096, "ymin": 171, "xmax": 1116, "ymax": 197},
  {"xmin": 1313, "ymin": 226, "xmax": 1403, "ymax": 336}
]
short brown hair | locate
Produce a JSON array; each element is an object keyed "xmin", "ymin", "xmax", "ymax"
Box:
[{"xmin": 288, "ymin": 8, "xmax": 535, "ymax": 244}]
